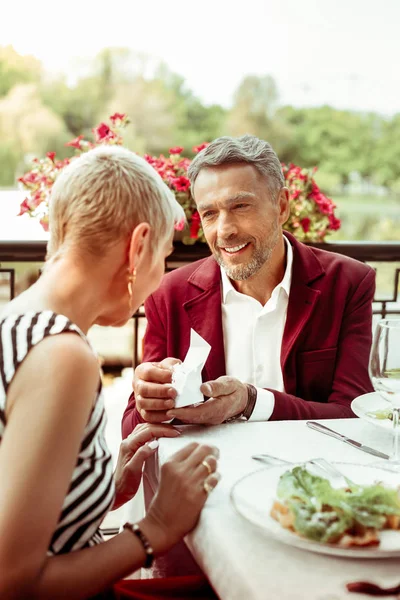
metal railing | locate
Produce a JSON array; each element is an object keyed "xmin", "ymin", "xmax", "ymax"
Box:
[{"xmin": 1, "ymin": 240, "xmax": 399, "ymax": 368}]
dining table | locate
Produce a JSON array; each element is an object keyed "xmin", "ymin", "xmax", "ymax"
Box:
[{"xmin": 144, "ymin": 418, "xmax": 400, "ymax": 600}]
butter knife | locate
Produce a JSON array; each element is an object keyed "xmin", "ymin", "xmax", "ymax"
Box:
[{"xmin": 306, "ymin": 421, "xmax": 389, "ymax": 460}]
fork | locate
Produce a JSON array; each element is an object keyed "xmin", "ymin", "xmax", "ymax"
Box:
[
  {"xmin": 307, "ymin": 457, "xmax": 354, "ymax": 488},
  {"xmin": 252, "ymin": 454, "xmax": 352, "ymax": 487}
]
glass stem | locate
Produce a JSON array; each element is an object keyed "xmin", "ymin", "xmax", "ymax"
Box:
[{"xmin": 393, "ymin": 408, "xmax": 400, "ymax": 462}]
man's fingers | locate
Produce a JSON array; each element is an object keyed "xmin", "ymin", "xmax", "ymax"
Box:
[
  {"xmin": 166, "ymin": 402, "xmax": 217, "ymax": 424},
  {"xmin": 201, "ymin": 377, "xmax": 237, "ymax": 398},
  {"xmin": 137, "ymin": 396, "xmax": 175, "ymax": 411},
  {"xmin": 159, "ymin": 357, "xmax": 181, "ymax": 369},
  {"xmin": 136, "ymin": 380, "xmax": 177, "ymax": 400},
  {"xmin": 135, "ymin": 363, "xmax": 174, "ymax": 385}
]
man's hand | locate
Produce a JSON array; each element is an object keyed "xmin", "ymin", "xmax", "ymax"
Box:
[
  {"xmin": 134, "ymin": 357, "xmax": 181, "ymax": 423},
  {"xmin": 166, "ymin": 376, "xmax": 248, "ymax": 425}
]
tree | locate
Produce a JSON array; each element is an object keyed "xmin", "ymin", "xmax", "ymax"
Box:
[
  {"xmin": 0, "ymin": 84, "xmax": 68, "ymax": 168},
  {"xmin": 279, "ymin": 105, "xmax": 378, "ymax": 185},
  {"xmin": 227, "ymin": 75, "xmax": 292, "ymax": 156},
  {"xmin": 0, "ymin": 45, "xmax": 42, "ymax": 97}
]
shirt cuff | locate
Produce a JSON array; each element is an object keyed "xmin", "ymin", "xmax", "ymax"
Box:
[{"xmin": 248, "ymin": 388, "xmax": 275, "ymax": 421}]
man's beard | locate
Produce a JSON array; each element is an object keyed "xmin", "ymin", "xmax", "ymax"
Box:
[{"xmin": 213, "ymin": 227, "xmax": 280, "ymax": 281}]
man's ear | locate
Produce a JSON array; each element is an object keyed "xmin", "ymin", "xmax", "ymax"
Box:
[
  {"xmin": 278, "ymin": 187, "xmax": 290, "ymax": 225},
  {"xmin": 127, "ymin": 222, "xmax": 151, "ymax": 272}
]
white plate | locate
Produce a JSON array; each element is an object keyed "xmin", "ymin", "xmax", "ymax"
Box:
[
  {"xmin": 230, "ymin": 462, "xmax": 400, "ymax": 558},
  {"xmin": 351, "ymin": 392, "xmax": 393, "ymax": 430}
]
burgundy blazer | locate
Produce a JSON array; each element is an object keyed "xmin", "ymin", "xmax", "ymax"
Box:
[{"xmin": 122, "ymin": 232, "xmax": 375, "ymax": 437}]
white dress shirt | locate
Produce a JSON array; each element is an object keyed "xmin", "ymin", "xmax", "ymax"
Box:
[{"xmin": 221, "ymin": 237, "xmax": 293, "ymax": 421}]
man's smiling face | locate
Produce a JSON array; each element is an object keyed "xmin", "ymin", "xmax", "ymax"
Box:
[{"xmin": 194, "ymin": 162, "xmax": 285, "ymax": 281}]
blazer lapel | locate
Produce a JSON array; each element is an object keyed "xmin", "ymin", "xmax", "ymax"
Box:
[
  {"xmin": 183, "ymin": 257, "xmax": 226, "ymax": 382},
  {"xmin": 281, "ymin": 233, "xmax": 325, "ymax": 392}
]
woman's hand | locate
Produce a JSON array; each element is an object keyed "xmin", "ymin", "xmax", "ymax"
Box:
[
  {"xmin": 113, "ymin": 423, "xmax": 181, "ymax": 509},
  {"xmin": 140, "ymin": 442, "xmax": 220, "ymax": 554}
]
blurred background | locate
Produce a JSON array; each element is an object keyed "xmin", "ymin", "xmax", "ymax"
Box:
[{"xmin": 0, "ymin": 0, "xmax": 399, "ymax": 369}]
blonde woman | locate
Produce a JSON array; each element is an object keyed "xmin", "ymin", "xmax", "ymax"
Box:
[{"xmin": 0, "ymin": 146, "xmax": 220, "ymax": 600}]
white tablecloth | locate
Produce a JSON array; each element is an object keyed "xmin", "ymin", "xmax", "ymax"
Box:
[{"xmin": 149, "ymin": 419, "xmax": 400, "ymax": 600}]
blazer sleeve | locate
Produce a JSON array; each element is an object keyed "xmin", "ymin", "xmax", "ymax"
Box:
[
  {"xmin": 121, "ymin": 294, "xmax": 168, "ymax": 439},
  {"xmin": 269, "ymin": 267, "xmax": 376, "ymax": 420}
]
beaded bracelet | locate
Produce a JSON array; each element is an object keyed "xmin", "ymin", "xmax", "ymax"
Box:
[{"xmin": 123, "ymin": 522, "xmax": 154, "ymax": 568}]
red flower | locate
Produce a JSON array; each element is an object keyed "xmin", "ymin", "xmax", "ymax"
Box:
[
  {"xmin": 169, "ymin": 146, "xmax": 184, "ymax": 155},
  {"xmin": 46, "ymin": 152, "xmax": 56, "ymax": 162},
  {"xmin": 291, "ymin": 189, "xmax": 301, "ymax": 200},
  {"xmin": 192, "ymin": 142, "xmax": 209, "ymax": 153},
  {"xmin": 65, "ymin": 135, "xmax": 84, "ymax": 150},
  {"xmin": 300, "ymin": 217, "xmax": 311, "ymax": 233},
  {"xmin": 172, "ymin": 176, "xmax": 191, "ymax": 192},
  {"xmin": 93, "ymin": 123, "xmax": 116, "ymax": 143},
  {"xmin": 110, "ymin": 112, "xmax": 126, "ymax": 124},
  {"xmin": 328, "ymin": 215, "xmax": 341, "ymax": 231},
  {"xmin": 190, "ymin": 211, "xmax": 201, "ymax": 239}
]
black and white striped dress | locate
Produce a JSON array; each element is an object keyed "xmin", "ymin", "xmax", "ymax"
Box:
[{"xmin": 0, "ymin": 311, "xmax": 115, "ymax": 555}]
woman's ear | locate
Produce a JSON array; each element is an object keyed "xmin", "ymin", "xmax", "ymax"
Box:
[{"xmin": 127, "ymin": 223, "xmax": 151, "ymax": 273}]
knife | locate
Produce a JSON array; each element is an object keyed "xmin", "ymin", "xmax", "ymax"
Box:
[{"xmin": 306, "ymin": 421, "xmax": 389, "ymax": 460}]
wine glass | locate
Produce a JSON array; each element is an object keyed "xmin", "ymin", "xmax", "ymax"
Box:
[{"xmin": 369, "ymin": 319, "xmax": 400, "ymax": 466}]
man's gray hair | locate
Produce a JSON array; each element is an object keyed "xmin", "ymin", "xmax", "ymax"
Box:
[{"xmin": 188, "ymin": 134, "xmax": 285, "ymax": 202}]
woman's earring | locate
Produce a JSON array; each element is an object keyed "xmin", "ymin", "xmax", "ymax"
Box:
[{"xmin": 128, "ymin": 268, "xmax": 137, "ymax": 299}]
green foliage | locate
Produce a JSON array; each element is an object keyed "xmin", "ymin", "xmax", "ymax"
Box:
[
  {"xmin": 0, "ymin": 46, "xmax": 42, "ymax": 97},
  {"xmin": 0, "ymin": 142, "xmax": 19, "ymax": 186},
  {"xmin": 1, "ymin": 43, "xmax": 400, "ymax": 237}
]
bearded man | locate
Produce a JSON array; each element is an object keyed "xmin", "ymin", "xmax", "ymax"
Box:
[{"xmin": 122, "ymin": 134, "xmax": 375, "ymax": 433}]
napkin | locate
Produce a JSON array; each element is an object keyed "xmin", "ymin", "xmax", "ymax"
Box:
[{"xmin": 171, "ymin": 329, "xmax": 211, "ymax": 409}]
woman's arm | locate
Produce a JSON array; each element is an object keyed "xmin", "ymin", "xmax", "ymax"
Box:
[{"xmin": 0, "ymin": 333, "xmax": 219, "ymax": 600}]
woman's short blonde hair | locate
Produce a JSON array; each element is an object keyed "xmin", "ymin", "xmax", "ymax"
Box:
[{"xmin": 47, "ymin": 145, "xmax": 184, "ymax": 259}]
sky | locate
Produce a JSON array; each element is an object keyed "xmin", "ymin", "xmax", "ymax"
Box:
[{"xmin": 1, "ymin": 0, "xmax": 400, "ymax": 114}]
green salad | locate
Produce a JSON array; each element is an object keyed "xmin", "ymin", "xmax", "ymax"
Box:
[{"xmin": 271, "ymin": 466, "xmax": 400, "ymax": 546}]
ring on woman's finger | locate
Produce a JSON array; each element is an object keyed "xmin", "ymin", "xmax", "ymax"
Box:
[
  {"xmin": 203, "ymin": 480, "xmax": 214, "ymax": 495},
  {"xmin": 201, "ymin": 459, "xmax": 213, "ymax": 475}
]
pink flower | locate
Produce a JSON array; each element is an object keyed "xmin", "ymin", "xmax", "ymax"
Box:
[
  {"xmin": 55, "ymin": 158, "xmax": 71, "ymax": 169},
  {"xmin": 18, "ymin": 171, "xmax": 39, "ymax": 185},
  {"xmin": 46, "ymin": 152, "xmax": 56, "ymax": 162},
  {"xmin": 65, "ymin": 135, "xmax": 84, "ymax": 150},
  {"xmin": 110, "ymin": 112, "xmax": 126, "ymax": 124},
  {"xmin": 174, "ymin": 218, "xmax": 185, "ymax": 231},
  {"xmin": 18, "ymin": 198, "xmax": 31, "ymax": 216},
  {"xmin": 300, "ymin": 217, "xmax": 311, "ymax": 233},
  {"xmin": 192, "ymin": 142, "xmax": 209, "ymax": 153},
  {"xmin": 169, "ymin": 146, "xmax": 184, "ymax": 155},
  {"xmin": 172, "ymin": 176, "xmax": 190, "ymax": 192},
  {"xmin": 190, "ymin": 211, "xmax": 201, "ymax": 239},
  {"xmin": 40, "ymin": 216, "xmax": 49, "ymax": 232}
]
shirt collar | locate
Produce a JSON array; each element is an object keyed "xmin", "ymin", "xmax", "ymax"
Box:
[{"xmin": 221, "ymin": 236, "xmax": 293, "ymax": 304}]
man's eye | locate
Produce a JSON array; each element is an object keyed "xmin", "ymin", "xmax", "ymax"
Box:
[
  {"xmin": 202, "ymin": 211, "xmax": 215, "ymax": 219},
  {"xmin": 235, "ymin": 203, "xmax": 248, "ymax": 210}
]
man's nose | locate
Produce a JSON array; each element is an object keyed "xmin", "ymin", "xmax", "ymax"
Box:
[{"xmin": 216, "ymin": 212, "xmax": 238, "ymax": 240}]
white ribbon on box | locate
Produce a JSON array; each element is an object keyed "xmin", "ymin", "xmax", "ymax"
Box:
[{"xmin": 171, "ymin": 329, "xmax": 211, "ymax": 408}]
